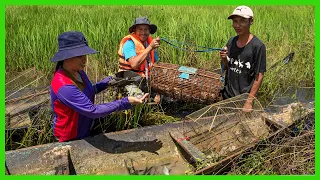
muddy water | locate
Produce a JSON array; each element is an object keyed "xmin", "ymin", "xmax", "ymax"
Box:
[{"xmin": 265, "ymin": 87, "xmax": 314, "ymax": 113}]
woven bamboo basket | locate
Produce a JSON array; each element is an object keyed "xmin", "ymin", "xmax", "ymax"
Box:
[{"xmin": 150, "ymin": 62, "xmax": 223, "ymax": 104}]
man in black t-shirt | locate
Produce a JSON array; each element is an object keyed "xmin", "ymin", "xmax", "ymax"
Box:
[{"xmin": 219, "ymin": 5, "xmax": 266, "ymax": 112}]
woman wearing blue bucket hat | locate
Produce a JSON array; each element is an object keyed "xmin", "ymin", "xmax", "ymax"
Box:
[{"xmin": 50, "ymin": 31, "xmax": 149, "ymax": 142}]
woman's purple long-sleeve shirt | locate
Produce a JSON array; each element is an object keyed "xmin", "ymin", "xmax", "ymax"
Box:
[{"xmin": 50, "ymin": 69, "xmax": 131, "ymax": 142}]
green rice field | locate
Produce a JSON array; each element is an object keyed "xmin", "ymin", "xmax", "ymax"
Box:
[{"xmin": 5, "ymin": 5, "xmax": 314, "ymax": 103}]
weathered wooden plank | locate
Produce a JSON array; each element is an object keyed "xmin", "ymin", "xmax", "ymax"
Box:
[
  {"xmin": 6, "ymin": 90, "xmax": 49, "ymax": 104},
  {"xmin": 54, "ymin": 147, "xmax": 71, "ymax": 175},
  {"xmin": 6, "ymin": 96, "xmax": 49, "ymax": 116},
  {"xmin": 6, "ymin": 112, "xmax": 31, "ymax": 129},
  {"xmin": 169, "ymin": 130, "xmax": 206, "ymax": 163}
]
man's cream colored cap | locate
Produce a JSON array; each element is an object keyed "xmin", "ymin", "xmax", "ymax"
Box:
[{"xmin": 228, "ymin": 6, "xmax": 254, "ymax": 19}]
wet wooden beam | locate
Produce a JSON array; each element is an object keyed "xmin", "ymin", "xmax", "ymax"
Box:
[
  {"xmin": 169, "ymin": 131, "xmax": 206, "ymax": 163},
  {"xmin": 6, "ymin": 90, "xmax": 49, "ymax": 104},
  {"xmin": 54, "ymin": 147, "xmax": 71, "ymax": 175},
  {"xmin": 5, "ymin": 162, "xmax": 10, "ymax": 175},
  {"xmin": 6, "ymin": 112, "xmax": 30, "ymax": 129}
]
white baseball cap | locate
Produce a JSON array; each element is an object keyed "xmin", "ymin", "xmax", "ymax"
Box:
[{"xmin": 228, "ymin": 6, "xmax": 254, "ymax": 19}]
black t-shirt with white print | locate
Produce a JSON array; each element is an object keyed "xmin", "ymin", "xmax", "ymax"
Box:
[{"xmin": 224, "ymin": 35, "xmax": 266, "ymax": 98}]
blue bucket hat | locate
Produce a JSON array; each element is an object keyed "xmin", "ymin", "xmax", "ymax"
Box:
[
  {"xmin": 50, "ymin": 31, "xmax": 97, "ymax": 62},
  {"xmin": 129, "ymin": 17, "xmax": 157, "ymax": 34}
]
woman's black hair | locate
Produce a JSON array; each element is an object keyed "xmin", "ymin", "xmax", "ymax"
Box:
[{"xmin": 55, "ymin": 61, "xmax": 63, "ymax": 72}]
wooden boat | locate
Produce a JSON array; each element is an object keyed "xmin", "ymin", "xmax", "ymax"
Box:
[{"xmin": 5, "ymin": 88, "xmax": 314, "ymax": 175}]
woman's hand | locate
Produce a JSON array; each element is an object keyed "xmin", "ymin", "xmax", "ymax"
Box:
[{"xmin": 128, "ymin": 93, "xmax": 150, "ymax": 105}]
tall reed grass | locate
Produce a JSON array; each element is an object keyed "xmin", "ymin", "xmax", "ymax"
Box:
[
  {"xmin": 6, "ymin": 6, "xmax": 314, "ymax": 103},
  {"xmin": 5, "ymin": 5, "xmax": 315, "ymax": 151}
]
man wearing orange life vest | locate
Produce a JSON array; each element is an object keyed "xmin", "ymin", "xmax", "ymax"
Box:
[{"xmin": 118, "ymin": 17, "xmax": 161, "ymax": 103}]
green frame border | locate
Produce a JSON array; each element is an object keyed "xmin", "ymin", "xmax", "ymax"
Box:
[{"xmin": 1, "ymin": 0, "xmax": 317, "ymax": 179}]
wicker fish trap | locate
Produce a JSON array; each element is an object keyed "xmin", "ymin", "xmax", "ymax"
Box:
[
  {"xmin": 181, "ymin": 93, "xmax": 268, "ymax": 160},
  {"xmin": 150, "ymin": 62, "xmax": 223, "ymax": 104}
]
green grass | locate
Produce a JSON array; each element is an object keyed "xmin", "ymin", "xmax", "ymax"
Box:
[
  {"xmin": 228, "ymin": 129, "xmax": 314, "ymax": 175},
  {"xmin": 6, "ymin": 6, "xmax": 315, "ymax": 104}
]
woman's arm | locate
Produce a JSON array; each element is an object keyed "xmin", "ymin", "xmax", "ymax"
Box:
[{"xmin": 57, "ymin": 85, "xmax": 131, "ymax": 119}]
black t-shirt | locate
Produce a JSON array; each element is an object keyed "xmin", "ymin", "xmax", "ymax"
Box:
[{"xmin": 224, "ymin": 35, "xmax": 266, "ymax": 98}]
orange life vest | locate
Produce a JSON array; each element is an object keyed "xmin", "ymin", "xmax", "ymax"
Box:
[{"xmin": 118, "ymin": 34, "xmax": 155, "ymax": 77}]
